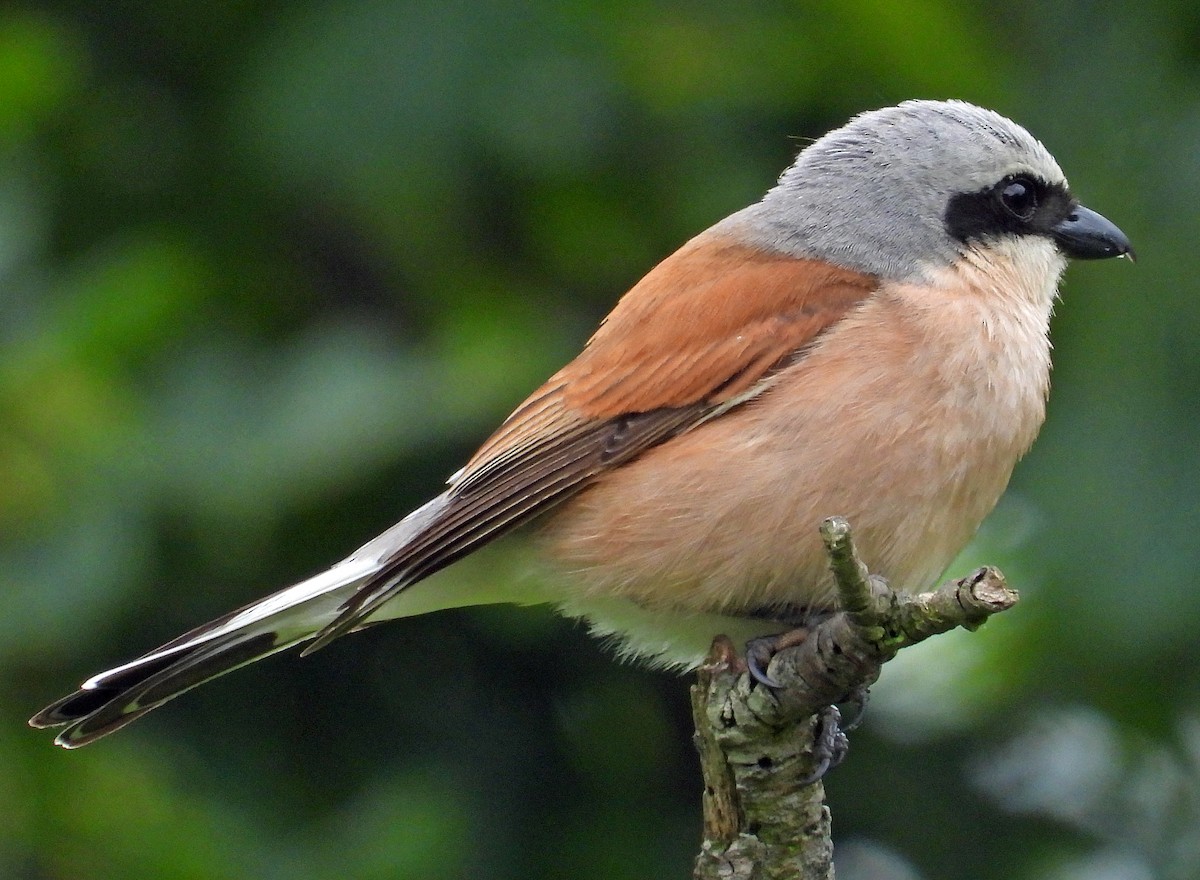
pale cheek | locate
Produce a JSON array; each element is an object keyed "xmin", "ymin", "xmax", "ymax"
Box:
[{"xmin": 959, "ymin": 236, "xmax": 1067, "ymax": 312}]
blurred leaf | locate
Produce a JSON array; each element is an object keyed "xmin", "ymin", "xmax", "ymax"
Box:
[{"xmin": 0, "ymin": 9, "xmax": 83, "ymax": 141}]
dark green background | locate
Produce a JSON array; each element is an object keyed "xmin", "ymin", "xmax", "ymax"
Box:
[{"xmin": 2, "ymin": 2, "xmax": 1196, "ymax": 878}]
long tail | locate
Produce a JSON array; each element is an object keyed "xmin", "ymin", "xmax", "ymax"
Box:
[
  {"xmin": 30, "ymin": 495, "xmax": 453, "ymax": 748},
  {"xmin": 32, "ymin": 387, "xmax": 679, "ymax": 747}
]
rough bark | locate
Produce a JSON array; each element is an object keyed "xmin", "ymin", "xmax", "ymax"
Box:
[{"xmin": 692, "ymin": 516, "xmax": 1019, "ymax": 879}]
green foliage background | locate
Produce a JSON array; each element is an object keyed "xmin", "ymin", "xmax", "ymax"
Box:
[{"xmin": 2, "ymin": 2, "xmax": 1196, "ymax": 878}]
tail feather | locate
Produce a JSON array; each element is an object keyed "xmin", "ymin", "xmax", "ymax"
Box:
[
  {"xmin": 32, "ymin": 631, "xmax": 297, "ymax": 747},
  {"xmin": 28, "ymin": 528, "xmax": 399, "ymax": 747},
  {"xmin": 30, "ymin": 490, "xmax": 534, "ymax": 746}
]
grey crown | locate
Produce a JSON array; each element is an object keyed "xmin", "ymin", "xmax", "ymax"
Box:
[{"xmin": 720, "ymin": 100, "xmax": 1067, "ymax": 282}]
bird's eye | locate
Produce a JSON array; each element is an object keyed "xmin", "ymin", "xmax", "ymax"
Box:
[{"xmin": 998, "ymin": 178, "xmax": 1039, "ymax": 221}]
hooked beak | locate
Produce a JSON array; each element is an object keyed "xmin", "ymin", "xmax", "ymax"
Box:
[{"xmin": 1052, "ymin": 204, "xmax": 1135, "ymax": 261}]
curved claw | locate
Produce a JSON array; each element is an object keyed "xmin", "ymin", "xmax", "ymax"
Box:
[
  {"xmin": 744, "ymin": 626, "xmax": 812, "ymax": 689},
  {"xmin": 798, "ymin": 754, "xmax": 833, "ymax": 787},
  {"xmin": 745, "ymin": 637, "xmax": 784, "ymax": 688},
  {"xmin": 840, "ymin": 685, "xmax": 871, "ymax": 732},
  {"xmin": 797, "ymin": 705, "xmax": 850, "ymax": 786}
]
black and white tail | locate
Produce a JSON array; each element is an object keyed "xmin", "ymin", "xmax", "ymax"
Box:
[
  {"xmin": 30, "ymin": 495, "xmax": 455, "ymax": 747},
  {"xmin": 31, "ymin": 393, "xmax": 708, "ymax": 747}
]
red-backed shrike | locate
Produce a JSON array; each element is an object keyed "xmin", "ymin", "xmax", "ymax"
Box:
[{"xmin": 32, "ymin": 100, "xmax": 1131, "ymax": 747}]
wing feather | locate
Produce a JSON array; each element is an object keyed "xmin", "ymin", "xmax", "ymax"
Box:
[{"xmin": 306, "ymin": 235, "xmax": 878, "ymax": 650}]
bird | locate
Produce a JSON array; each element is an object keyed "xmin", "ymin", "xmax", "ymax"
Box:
[{"xmin": 30, "ymin": 99, "xmax": 1132, "ymax": 748}]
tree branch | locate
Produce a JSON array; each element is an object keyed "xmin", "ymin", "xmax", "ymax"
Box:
[{"xmin": 691, "ymin": 516, "xmax": 1019, "ymax": 879}]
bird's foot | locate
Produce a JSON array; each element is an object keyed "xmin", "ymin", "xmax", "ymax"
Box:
[
  {"xmin": 797, "ymin": 704, "xmax": 851, "ymax": 786},
  {"xmin": 744, "ymin": 626, "xmax": 812, "ymax": 689},
  {"xmin": 742, "ymin": 628, "xmax": 871, "ymax": 784}
]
